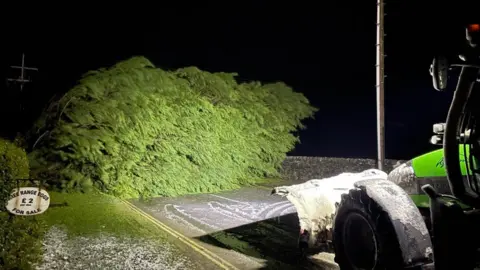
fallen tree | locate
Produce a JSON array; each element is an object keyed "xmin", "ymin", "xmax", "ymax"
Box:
[{"xmin": 28, "ymin": 57, "xmax": 317, "ymax": 198}]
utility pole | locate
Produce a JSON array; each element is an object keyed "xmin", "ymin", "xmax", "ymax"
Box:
[
  {"xmin": 6, "ymin": 53, "xmax": 38, "ymax": 114},
  {"xmin": 7, "ymin": 53, "xmax": 38, "ymax": 92},
  {"xmin": 376, "ymin": 0, "xmax": 385, "ymax": 171}
]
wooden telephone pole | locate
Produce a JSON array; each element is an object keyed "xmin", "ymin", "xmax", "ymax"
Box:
[{"xmin": 376, "ymin": 0, "xmax": 386, "ymax": 171}]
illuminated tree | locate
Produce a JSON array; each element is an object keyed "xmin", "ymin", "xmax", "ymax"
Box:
[{"xmin": 28, "ymin": 57, "xmax": 317, "ymax": 198}]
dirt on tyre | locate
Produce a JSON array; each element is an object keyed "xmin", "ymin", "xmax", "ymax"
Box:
[{"xmin": 333, "ymin": 187, "xmax": 404, "ymax": 270}]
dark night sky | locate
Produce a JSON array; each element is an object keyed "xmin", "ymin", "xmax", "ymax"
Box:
[{"xmin": 0, "ymin": 2, "xmax": 476, "ymax": 159}]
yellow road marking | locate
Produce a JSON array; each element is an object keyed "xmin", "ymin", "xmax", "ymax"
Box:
[{"xmin": 122, "ymin": 199, "xmax": 239, "ymax": 270}]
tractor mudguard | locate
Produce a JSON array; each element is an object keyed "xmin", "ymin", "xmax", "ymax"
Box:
[{"xmin": 354, "ymin": 179, "xmax": 433, "ymax": 266}]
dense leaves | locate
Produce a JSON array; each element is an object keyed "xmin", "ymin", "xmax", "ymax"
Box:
[
  {"xmin": 0, "ymin": 137, "xmax": 29, "ymax": 186},
  {"xmin": 0, "ymin": 216, "xmax": 45, "ymax": 270},
  {"xmin": 29, "ymin": 57, "xmax": 317, "ymax": 198},
  {"xmin": 0, "ymin": 137, "xmax": 30, "ymax": 216},
  {"xmin": 0, "ymin": 137, "xmax": 44, "ymax": 270}
]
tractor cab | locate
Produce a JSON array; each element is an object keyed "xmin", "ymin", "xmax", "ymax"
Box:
[
  {"xmin": 420, "ymin": 23, "xmax": 480, "ymax": 270},
  {"xmin": 331, "ymin": 24, "xmax": 480, "ymax": 270}
]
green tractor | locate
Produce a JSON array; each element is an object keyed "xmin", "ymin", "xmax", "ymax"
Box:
[
  {"xmin": 389, "ymin": 144, "xmax": 472, "ymax": 209},
  {"xmin": 332, "ymin": 24, "xmax": 480, "ymax": 269}
]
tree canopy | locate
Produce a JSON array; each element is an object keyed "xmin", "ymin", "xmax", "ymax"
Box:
[{"xmin": 28, "ymin": 57, "xmax": 317, "ymax": 198}]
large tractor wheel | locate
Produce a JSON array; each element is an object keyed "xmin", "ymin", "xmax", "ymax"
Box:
[{"xmin": 333, "ymin": 187, "xmax": 404, "ymax": 270}]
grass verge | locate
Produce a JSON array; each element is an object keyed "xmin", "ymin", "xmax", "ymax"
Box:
[
  {"xmin": 40, "ymin": 190, "xmax": 169, "ymax": 239},
  {"xmin": 2, "ymin": 190, "xmax": 171, "ymax": 270}
]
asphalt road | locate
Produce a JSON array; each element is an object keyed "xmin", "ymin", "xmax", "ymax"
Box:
[{"xmin": 130, "ymin": 182, "xmax": 339, "ymax": 270}]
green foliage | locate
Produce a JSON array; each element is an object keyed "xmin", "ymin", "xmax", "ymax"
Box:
[
  {"xmin": 0, "ymin": 138, "xmax": 44, "ymax": 270},
  {"xmin": 0, "ymin": 137, "xmax": 30, "ymax": 218},
  {"xmin": 0, "ymin": 137, "xmax": 29, "ymax": 185},
  {"xmin": 0, "ymin": 215, "xmax": 45, "ymax": 270},
  {"xmin": 13, "ymin": 133, "xmax": 28, "ymax": 150},
  {"xmin": 29, "ymin": 57, "xmax": 317, "ymax": 198}
]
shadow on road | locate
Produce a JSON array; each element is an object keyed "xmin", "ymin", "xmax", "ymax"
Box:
[{"xmin": 194, "ymin": 213, "xmax": 320, "ymax": 269}]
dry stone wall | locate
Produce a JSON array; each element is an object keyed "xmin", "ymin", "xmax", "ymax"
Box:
[{"xmin": 280, "ymin": 156, "xmax": 406, "ymax": 182}]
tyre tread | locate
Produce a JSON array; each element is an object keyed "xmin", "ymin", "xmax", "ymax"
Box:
[{"xmin": 333, "ymin": 187, "xmax": 403, "ymax": 270}]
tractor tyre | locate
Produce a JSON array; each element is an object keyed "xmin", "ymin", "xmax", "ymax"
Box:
[{"xmin": 333, "ymin": 187, "xmax": 404, "ymax": 270}]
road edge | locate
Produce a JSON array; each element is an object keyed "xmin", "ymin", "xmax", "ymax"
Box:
[{"xmin": 122, "ymin": 199, "xmax": 239, "ymax": 270}]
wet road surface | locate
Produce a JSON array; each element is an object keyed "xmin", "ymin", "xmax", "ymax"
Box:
[{"xmin": 130, "ymin": 182, "xmax": 339, "ymax": 270}]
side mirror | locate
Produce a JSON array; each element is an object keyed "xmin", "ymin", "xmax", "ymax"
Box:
[{"xmin": 430, "ymin": 56, "xmax": 449, "ymax": 91}]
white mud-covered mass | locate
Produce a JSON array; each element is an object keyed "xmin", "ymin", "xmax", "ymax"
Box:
[
  {"xmin": 272, "ymin": 169, "xmax": 388, "ymax": 248},
  {"xmin": 36, "ymin": 226, "xmax": 195, "ymax": 270}
]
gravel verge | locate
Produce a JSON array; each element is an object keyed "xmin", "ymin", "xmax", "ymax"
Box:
[{"xmin": 36, "ymin": 226, "xmax": 196, "ymax": 270}]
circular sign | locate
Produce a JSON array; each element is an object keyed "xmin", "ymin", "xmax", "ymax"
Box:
[{"xmin": 5, "ymin": 187, "xmax": 50, "ymax": 216}]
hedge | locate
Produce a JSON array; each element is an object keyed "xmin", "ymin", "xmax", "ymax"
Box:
[
  {"xmin": 28, "ymin": 57, "xmax": 317, "ymax": 198},
  {"xmin": 0, "ymin": 137, "xmax": 44, "ymax": 270}
]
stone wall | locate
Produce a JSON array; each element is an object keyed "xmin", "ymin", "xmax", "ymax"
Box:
[{"xmin": 280, "ymin": 156, "xmax": 406, "ymax": 183}]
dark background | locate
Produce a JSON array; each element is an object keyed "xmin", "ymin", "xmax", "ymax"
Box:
[{"xmin": 0, "ymin": 2, "xmax": 476, "ymax": 159}]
